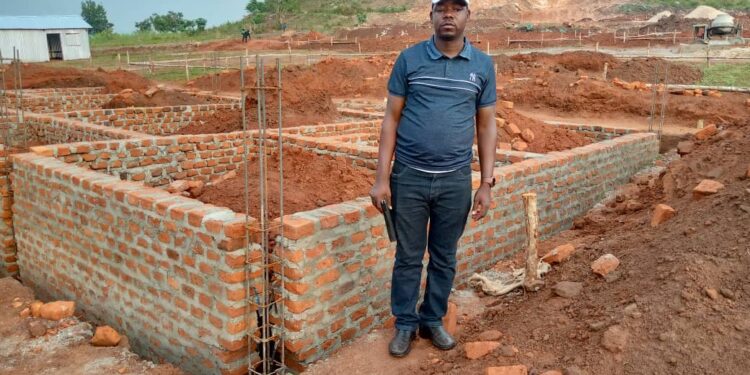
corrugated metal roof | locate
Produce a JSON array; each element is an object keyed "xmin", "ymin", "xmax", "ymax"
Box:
[{"xmin": 0, "ymin": 15, "xmax": 92, "ymax": 30}]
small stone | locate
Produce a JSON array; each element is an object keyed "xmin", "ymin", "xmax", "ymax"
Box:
[
  {"xmin": 30, "ymin": 301, "xmax": 43, "ymax": 317},
  {"xmin": 601, "ymin": 325, "xmax": 629, "ymax": 352},
  {"xmin": 167, "ymin": 180, "xmax": 190, "ymax": 193},
  {"xmin": 28, "ymin": 320, "xmax": 47, "ymax": 338},
  {"xmin": 443, "ymin": 302, "xmax": 458, "ymax": 336},
  {"xmin": 588, "ymin": 321, "xmax": 607, "ymax": 331},
  {"xmin": 11, "ymin": 301, "xmax": 23, "ymax": 308},
  {"xmin": 693, "ymin": 179, "xmax": 725, "ymax": 199},
  {"xmin": 540, "ymin": 371, "xmax": 563, "ymax": 375},
  {"xmin": 512, "ymin": 140, "xmax": 528, "ymax": 152},
  {"xmin": 144, "ymin": 87, "xmax": 161, "ymax": 98},
  {"xmin": 507, "ymin": 123, "xmax": 522, "ymax": 136},
  {"xmin": 500, "ymin": 100, "xmax": 515, "ymax": 110},
  {"xmin": 677, "ymin": 141, "xmax": 694, "ymax": 155},
  {"xmin": 592, "ymin": 254, "xmax": 620, "ymax": 277},
  {"xmin": 552, "ymin": 281, "xmax": 583, "ymax": 298},
  {"xmin": 465, "ymin": 341, "xmax": 500, "ymax": 359},
  {"xmin": 19, "ymin": 308, "xmax": 30, "ymax": 318},
  {"xmin": 39, "ymin": 301, "xmax": 75, "ymax": 321},
  {"xmin": 495, "ymin": 117, "xmax": 507, "ymax": 128},
  {"xmin": 486, "ymin": 365, "xmax": 528, "ymax": 375},
  {"xmin": 720, "ymin": 288, "xmax": 735, "ymax": 300},
  {"xmin": 704, "ymin": 287, "xmax": 719, "ymax": 300},
  {"xmin": 521, "ymin": 129, "xmax": 536, "ymax": 143},
  {"xmin": 91, "ymin": 326, "xmax": 122, "ymax": 347},
  {"xmin": 477, "ymin": 329, "xmax": 503, "ymax": 341},
  {"xmin": 623, "ymin": 303, "xmax": 641, "ymax": 318},
  {"xmin": 694, "ymin": 124, "xmax": 717, "ymax": 141},
  {"xmin": 651, "ymin": 204, "xmax": 676, "ymax": 227},
  {"xmin": 500, "ymin": 345, "xmax": 516, "ymax": 357},
  {"xmin": 541, "ymin": 243, "xmax": 576, "ymax": 264}
]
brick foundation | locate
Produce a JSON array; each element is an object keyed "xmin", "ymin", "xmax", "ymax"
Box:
[
  {"xmin": 277, "ymin": 132, "xmax": 659, "ymax": 365},
  {"xmin": 5, "ymin": 106, "xmax": 658, "ymax": 373}
]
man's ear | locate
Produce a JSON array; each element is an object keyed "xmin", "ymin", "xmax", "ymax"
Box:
[{"xmin": 429, "ymin": 10, "xmax": 434, "ymax": 22}]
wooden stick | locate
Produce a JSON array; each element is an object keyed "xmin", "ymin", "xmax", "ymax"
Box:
[{"xmin": 522, "ymin": 192, "xmax": 542, "ymax": 291}]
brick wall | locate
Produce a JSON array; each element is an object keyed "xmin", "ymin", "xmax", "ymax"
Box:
[
  {"xmin": 5, "ymin": 87, "xmax": 115, "ymax": 113},
  {"xmin": 277, "ymin": 132, "xmax": 659, "ymax": 366},
  {"xmin": 11, "ymin": 152, "xmax": 262, "ymax": 374},
  {"xmin": 52, "ymin": 104, "xmax": 241, "ymax": 136}
]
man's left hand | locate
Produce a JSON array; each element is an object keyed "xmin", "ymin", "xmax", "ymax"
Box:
[{"xmin": 471, "ymin": 185, "xmax": 491, "ymax": 221}]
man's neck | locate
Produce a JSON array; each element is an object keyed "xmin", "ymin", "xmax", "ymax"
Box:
[{"xmin": 434, "ymin": 35, "xmax": 465, "ymax": 58}]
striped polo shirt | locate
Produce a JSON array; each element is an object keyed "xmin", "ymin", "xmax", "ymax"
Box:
[{"xmin": 388, "ymin": 36, "xmax": 497, "ymax": 172}]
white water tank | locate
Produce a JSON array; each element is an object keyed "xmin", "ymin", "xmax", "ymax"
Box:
[{"xmin": 710, "ymin": 14, "xmax": 736, "ymax": 34}]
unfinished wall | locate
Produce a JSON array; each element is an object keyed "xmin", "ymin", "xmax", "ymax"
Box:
[
  {"xmin": 9, "ymin": 117, "xmax": 659, "ymax": 373},
  {"xmin": 52, "ymin": 104, "xmax": 241, "ymax": 136},
  {"xmin": 278, "ymin": 132, "xmax": 659, "ymax": 365},
  {"xmin": 11, "ymin": 151, "xmax": 260, "ymax": 375},
  {"xmin": 5, "ymin": 87, "xmax": 115, "ymax": 113}
]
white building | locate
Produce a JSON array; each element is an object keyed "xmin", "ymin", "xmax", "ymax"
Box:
[{"xmin": 0, "ymin": 15, "xmax": 92, "ymax": 63}]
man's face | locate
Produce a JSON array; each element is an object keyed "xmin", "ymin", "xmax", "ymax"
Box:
[{"xmin": 430, "ymin": 0, "xmax": 470, "ymax": 41}]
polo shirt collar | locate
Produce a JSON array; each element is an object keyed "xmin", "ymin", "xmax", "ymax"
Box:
[{"xmin": 426, "ymin": 36, "xmax": 473, "ymax": 60}]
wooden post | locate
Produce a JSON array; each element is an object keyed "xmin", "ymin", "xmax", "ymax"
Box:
[
  {"xmin": 522, "ymin": 193, "xmax": 542, "ymax": 291},
  {"xmin": 623, "ymin": 30, "xmax": 627, "ymax": 43},
  {"xmin": 596, "ymin": 41, "xmax": 599, "ymax": 52},
  {"xmin": 185, "ymin": 54, "xmax": 190, "ymax": 81},
  {"xmin": 603, "ymin": 62, "xmax": 609, "ymax": 81},
  {"xmin": 507, "ymin": 36, "xmax": 510, "ymax": 46},
  {"xmin": 673, "ymin": 30, "xmax": 677, "ymax": 44},
  {"xmin": 126, "ymin": 50, "xmax": 130, "ymax": 65},
  {"xmin": 117, "ymin": 53, "xmax": 121, "ymax": 69},
  {"xmin": 541, "ymin": 33, "xmax": 544, "ymax": 46},
  {"xmin": 358, "ymin": 43, "xmax": 362, "ymax": 54}
]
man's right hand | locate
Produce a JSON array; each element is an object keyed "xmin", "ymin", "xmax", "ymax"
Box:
[{"xmin": 369, "ymin": 181, "xmax": 391, "ymax": 213}]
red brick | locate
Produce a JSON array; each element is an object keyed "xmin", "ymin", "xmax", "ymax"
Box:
[
  {"xmin": 541, "ymin": 243, "xmax": 576, "ymax": 264},
  {"xmin": 284, "ymin": 218, "xmax": 315, "ymax": 240},
  {"xmin": 286, "ymin": 299, "xmax": 315, "ymax": 314},
  {"xmin": 692, "ymin": 179, "xmax": 725, "ymax": 199},
  {"xmin": 465, "ymin": 341, "xmax": 501, "ymax": 359},
  {"xmin": 486, "ymin": 365, "xmax": 528, "ymax": 375},
  {"xmin": 315, "ymin": 269, "xmax": 340, "ymax": 286},
  {"xmin": 591, "ymin": 253, "xmax": 620, "ymax": 276},
  {"xmin": 694, "ymin": 124, "xmax": 717, "ymax": 141}
]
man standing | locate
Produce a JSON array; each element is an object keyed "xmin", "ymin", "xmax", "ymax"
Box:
[{"xmin": 369, "ymin": 0, "xmax": 497, "ymax": 358}]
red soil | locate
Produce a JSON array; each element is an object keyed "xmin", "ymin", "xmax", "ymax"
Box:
[
  {"xmin": 414, "ymin": 118, "xmax": 750, "ymax": 375},
  {"xmin": 4, "ymin": 64, "xmax": 151, "ymax": 93},
  {"xmin": 175, "ymin": 94, "xmax": 337, "ymax": 135},
  {"xmin": 102, "ymin": 90, "xmax": 212, "ymax": 109},
  {"xmin": 497, "ymin": 108, "xmax": 593, "ymax": 153},
  {"xmin": 196, "ymin": 148, "xmax": 374, "ymax": 218}
]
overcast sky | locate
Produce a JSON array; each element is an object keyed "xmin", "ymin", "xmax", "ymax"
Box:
[{"xmin": 2, "ymin": 0, "xmax": 249, "ymax": 33}]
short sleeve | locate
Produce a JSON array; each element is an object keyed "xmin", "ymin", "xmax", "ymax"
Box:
[
  {"xmin": 477, "ymin": 61, "xmax": 497, "ymax": 108},
  {"xmin": 388, "ymin": 53, "xmax": 408, "ymax": 97}
]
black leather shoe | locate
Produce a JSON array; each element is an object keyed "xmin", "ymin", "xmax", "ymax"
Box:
[
  {"xmin": 388, "ymin": 329, "xmax": 416, "ymax": 357},
  {"xmin": 418, "ymin": 325, "xmax": 456, "ymax": 350}
]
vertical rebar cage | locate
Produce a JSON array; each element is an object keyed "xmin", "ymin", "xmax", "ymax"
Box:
[{"xmin": 240, "ymin": 56, "xmax": 287, "ymax": 375}]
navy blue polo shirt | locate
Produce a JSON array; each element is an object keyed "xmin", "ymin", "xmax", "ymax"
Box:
[{"xmin": 388, "ymin": 37, "xmax": 496, "ymax": 171}]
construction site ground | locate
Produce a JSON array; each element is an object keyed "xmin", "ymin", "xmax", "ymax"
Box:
[{"xmin": 2, "ymin": 4, "xmax": 750, "ymax": 373}]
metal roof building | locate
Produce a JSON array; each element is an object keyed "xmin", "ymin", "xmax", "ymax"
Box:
[{"xmin": 0, "ymin": 15, "xmax": 92, "ymax": 63}]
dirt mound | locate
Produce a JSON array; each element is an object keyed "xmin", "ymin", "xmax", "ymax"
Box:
[
  {"xmin": 176, "ymin": 90, "xmax": 337, "ymax": 135},
  {"xmin": 497, "ymin": 108, "xmax": 593, "ymax": 153},
  {"xmin": 413, "ymin": 119, "xmax": 750, "ymax": 374},
  {"xmin": 610, "ymin": 58, "xmax": 702, "ymax": 84},
  {"xmin": 511, "ymin": 51, "xmax": 619, "ymax": 72},
  {"xmin": 196, "ymin": 148, "xmax": 374, "ymax": 218},
  {"xmin": 102, "ymin": 90, "xmax": 212, "ymax": 109},
  {"xmin": 501, "ymin": 78, "xmax": 748, "ymax": 126},
  {"xmin": 191, "ymin": 55, "xmax": 394, "ymax": 99},
  {"xmin": 4, "ymin": 64, "xmax": 151, "ymax": 93}
]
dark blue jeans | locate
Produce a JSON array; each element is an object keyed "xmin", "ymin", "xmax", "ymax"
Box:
[{"xmin": 390, "ymin": 161, "xmax": 473, "ymax": 331}]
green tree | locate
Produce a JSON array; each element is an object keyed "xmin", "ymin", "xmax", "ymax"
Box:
[
  {"xmin": 135, "ymin": 12, "xmax": 207, "ymax": 34},
  {"xmin": 246, "ymin": 0, "xmax": 299, "ymax": 28},
  {"xmin": 80, "ymin": 0, "xmax": 113, "ymax": 34}
]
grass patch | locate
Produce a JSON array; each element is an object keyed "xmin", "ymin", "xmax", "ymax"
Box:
[
  {"xmin": 702, "ymin": 63, "xmax": 750, "ymax": 87},
  {"xmin": 147, "ymin": 67, "xmax": 214, "ymax": 82}
]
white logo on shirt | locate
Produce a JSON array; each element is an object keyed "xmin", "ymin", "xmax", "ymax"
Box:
[{"xmin": 469, "ymin": 73, "xmax": 477, "ymax": 82}]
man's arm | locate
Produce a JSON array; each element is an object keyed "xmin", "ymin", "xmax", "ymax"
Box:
[
  {"xmin": 369, "ymin": 94, "xmax": 405, "ymax": 213},
  {"xmin": 471, "ymin": 104, "xmax": 497, "ymax": 220}
]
